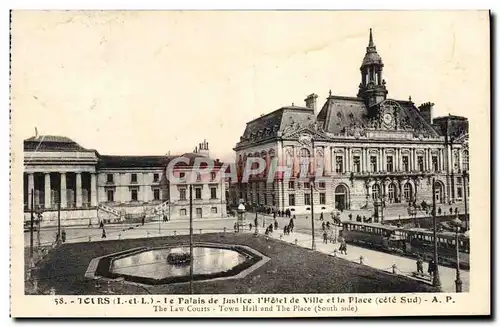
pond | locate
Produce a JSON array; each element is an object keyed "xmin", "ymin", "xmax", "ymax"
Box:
[{"xmin": 110, "ymin": 246, "xmax": 248, "ymax": 280}]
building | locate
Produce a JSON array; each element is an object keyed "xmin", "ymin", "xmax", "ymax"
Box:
[
  {"xmin": 233, "ymin": 29, "xmax": 469, "ymax": 216},
  {"xmin": 23, "ymin": 137, "xmax": 227, "ymax": 226}
]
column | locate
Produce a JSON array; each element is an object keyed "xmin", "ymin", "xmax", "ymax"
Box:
[
  {"xmin": 381, "ymin": 148, "xmax": 385, "ymax": 172},
  {"xmin": 76, "ymin": 172, "xmax": 82, "ymax": 207},
  {"xmin": 447, "ymin": 146, "xmax": 453, "ymax": 173},
  {"xmin": 409, "ymin": 148, "xmax": 414, "ymax": 171},
  {"xmin": 346, "ymin": 147, "xmax": 351, "ymax": 173},
  {"xmin": 27, "ymin": 173, "xmax": 34, "ymax": 209},
  {"xmin": 427, "ymin": 149, "xmax": 431, "ymax": 171},
  {"xmin": 44, "ymin": 173, "xmax": 51, "ymax": 209},
  {"xmin": 142, "ymin": 173, "xmax": 148, "ymax": 202},
  {"xmin": 90, "ymin": 173, "xmax": 97, "ymax": 207},
  {"xmin": 396, "ymin": 148, "xmax": 400, "ymax": 171},
  {"xmin": 439, "ymin": 149, "xmax": 444, "ymax": 172},
  {"xmin": 60, "ymin": 173, "xmax": 67, "ymax": 208},
  {"xmin": 458, "ymin": 148, "xmax": 463, "ymax": 172},
  {"xmin": 324, "ymin": 147, "xmax": 331, "ymax": 175},
  {"xmin": 362, "ymin": 148, "xmax": 366, "ymax": 172}
]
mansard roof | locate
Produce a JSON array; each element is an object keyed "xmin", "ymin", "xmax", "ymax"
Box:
[
  {"xmin": 235, "ymin": 106, "xmax": 316, "ymax": 148},
  {"xmin": 317, "ymin": 96, "xmax": 440, "ymax": 137},
  {"xmin": 24, "ymin": 135, "xmax": 96, "ymax": 152}
]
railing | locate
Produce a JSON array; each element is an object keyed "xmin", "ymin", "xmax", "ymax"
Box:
[
  {"xmin": 98, "ymin": 204, "xmax": 122, "ymax": 217},
  {"xmin": 351, "ymin": 170, "xmax": 435, "ymax": 178}
]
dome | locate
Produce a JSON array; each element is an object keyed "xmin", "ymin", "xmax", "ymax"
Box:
[{"xmin": 362, "ymin": 51, "xmax": 383, "ymax": 66}]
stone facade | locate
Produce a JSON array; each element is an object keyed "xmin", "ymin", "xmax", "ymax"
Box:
[
  {"xmin": 233, "ymin": 29, "xmax": 469, "ymax": 217},
  {"xmin": 24, "ymin": 137, "xmax": 227, "ymax": 226}
]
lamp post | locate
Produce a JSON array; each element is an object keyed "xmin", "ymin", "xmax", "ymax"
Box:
[
  {"xmin": 451, "ymin": 217, "xmax": 463, "ymax": 292},
  {"xmin": 462, "ymin": 170, "xmax": 469, "ymax": 231},
  {"xmin": 431, "ymin": 178, "xmax": 441, "ymax": 288},
  {"xmin": 237, "ymin": 203, "xmax": 246, "ymax": 233}
]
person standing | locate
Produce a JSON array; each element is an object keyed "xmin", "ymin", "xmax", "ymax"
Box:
[
  {"xmin": 416, "ymin": 256, "xmax": 424, "ymax": 275},
  {"xmin": 323, "ymin": 230, "xmax": 328, "ymax": 244}
]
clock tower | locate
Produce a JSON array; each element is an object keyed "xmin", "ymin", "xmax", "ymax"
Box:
[{"xmin": 357, "ymin": 29, "xmax": 388, "ymax": 107}]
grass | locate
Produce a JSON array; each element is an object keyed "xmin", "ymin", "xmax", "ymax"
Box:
[{"xmin": 32, "ymin": 233, "xmax": 437, "ymax": 295}]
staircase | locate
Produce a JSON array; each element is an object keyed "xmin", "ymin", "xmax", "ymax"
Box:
[{"xmin": 98, "ymin": 204, "xmax": 123, "ymax": 219}]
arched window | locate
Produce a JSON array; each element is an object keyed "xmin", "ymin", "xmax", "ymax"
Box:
[
  {"xmin": 388, "ymin": 183, "xmax": 396, "ymax": 202},
  {"xmin": 372, "ymin": 184, "xmax": 380, "ymax": 200},
  {"xmin": 403, "ymin": 183, "xmax": 412, "ymax": 202},
  {"xmin": 463, "ymin": 150, "xmax": 469, "ymax": 171},
  {"xmin": 299, "ymin": 148, "xmax": 311, "ymax": 174}
]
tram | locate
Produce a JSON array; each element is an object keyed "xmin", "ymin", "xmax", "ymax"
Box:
[{"xmin": 340, "ymin": 221, "xmax": 470, "ymax": 270}]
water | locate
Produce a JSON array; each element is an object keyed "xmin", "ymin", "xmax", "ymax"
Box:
[{"xmin": 110, "ymin": 247, "xmax": 248, "ymax": 280}]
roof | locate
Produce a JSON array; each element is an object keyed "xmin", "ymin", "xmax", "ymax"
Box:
[
  {"xmin": 98, "ymin": 155, "xmax": 173, "ymax": 169},
  {"xmin": 318, "ymin": 96, "xmax": 440, "ymax": 137},
  {"xmin": 24, "ymin": 135, "xmax": 95, "ymax": 152},
  {"xmin": 235, "ymin": 106, "xmax": 315, "ymax": 148}
]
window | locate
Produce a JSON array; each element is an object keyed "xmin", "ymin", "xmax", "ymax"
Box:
[
  {"xmin": 180, "ymin": 208, "xmax": 187, "ymax": 216},
  {"xmin": 319, "ymin": 182, "xmax": 326, "ymax": 189},
  {"xmin": 335, "ymin": 156, "xmax": 344, "ymax": 173},
  {"xmin": 370, "ymin": 156, "xmax": 377, "ymax": 172},
  {"xmin": 131, "ymin": 189, "xmax": 138, "ymax": 201},
  {"xmin": 386, "ymin": 156, "xmax": 394, "ymax": 172},
  {"xmin": 432, "ymin": 156, "xmax": 439, "ymax": 172},
  {"xmin": 211, "ymin": 207, "xmax": 217, "ymax": 214},
  {"xmin": 402, "ymin": 156, "xmax": 409, "ymax": 172},
  {"xmin": 417, "ymin": 156, "xmax": 424, "ymax": 171},
  {"xmin": 388, "ymin": 184, "xmax": 395, "ymax": 201},
  {"xmin": 353, "ymin": 156, "xmax": 361, "ymax": 173},
  {"xmin": 403, "ymin": 183, "xmax": 412, "ymax": 202},
  {"xmin": 210, "ymin": 187, "xmax": 217, "ymax": 199},
  {"xmin": 153, "ymin": 173, "xmax": 159, "ymax": 182},
  {"xmin": 179, "ymin": 188, "xmax": 186, "ymax": 201},
  {"xmin": 456, "ymin": 177, "xmax": 463, "ymax": 199},
  {"xmin": 211, "ymin": 172, "xmax": 216, "ymax": 181},
  {"xmin": 153, "ymin": 189, "xmax": 160, "ymax": 201},
  {"xmin": 106, "ymin": 174, "xmax": 114, "ymax": 183},
  {"xmin": 131, "ymin": 173, "xmax": 137, "ymax": 183},
  {"xmin": 196, "ymin": 173, "xmax": 201, "ymax": 182},
  {"xmin": 304, "ymin": 182, "xmax": 310, "ymax": 189},
  {"xmin": 195, "ymin": 188, "xmax": 202, "ymax": 200},
  {"xmin": 107, "ymin": 189, "xmax": 114, "ymax": 202},
  {"xmin": 463, "ymin": 150, "xmax": 469, "ymax": 171},
  {"xmin": 304, "ymin": 193, "xmax": 311, "ymax": 205},
  {"xmin": 371, "ymin": 184, "xmax": 380, "ymax": 200},
  {"xmin": 319, "ymin": 193, "xmax": 326, "ymax": 205},
  {"xmin": 196, "ymin": 208, "xmax": 202, "ymax": 218},
  {"xmin": 288, "ymin": 181, "xmax": 295, "ymax": 190},
  {"xmin": 288, "ymin": 194, "xmax": 296, "ymax": 206}
]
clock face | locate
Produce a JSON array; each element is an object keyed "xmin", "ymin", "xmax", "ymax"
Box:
[{"xmin": 383, "ymin": 113, "xmax": 394, "ymax": 125}]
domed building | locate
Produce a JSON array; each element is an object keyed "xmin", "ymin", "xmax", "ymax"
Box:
[{"xmin": 233, "ymin": 29, "xmax": 469, "ymax": 218}]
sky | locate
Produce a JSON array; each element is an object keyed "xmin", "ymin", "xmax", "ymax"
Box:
[{"xmin": 10, "ymin": 11, "xmax": 489, "ymax": 162}]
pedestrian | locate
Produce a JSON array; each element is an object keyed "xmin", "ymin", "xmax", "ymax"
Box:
[
  {"xmin": 326, "ymin": 221, "xmax": 330, "ymax": 229},
  {"xmin": 428, "ymin": 259, "xmax": 436, "ymax": 279},
  {"xmin": 323, "ymin": 230, "xmax": 328, "ymax": 244},
  {"xmin": 254, "ymin": 216, "xmax": 258, "ymax": 229},
  {"xmin": 320, "ymin": 212, "xmax": 324, "ymax": 221},
  {"xmin": 61, "ymin": 229, "xmax": 66, "ymax": 243},
  {"xmin": 101, "ymin": 229, "xmax": 107, "ymax": 239},
  {"xmin": 269, "ymin": 224, "xmax": 274, "ymax": 233},
  {"xmin": 141, "ymin": 216, "xmax": 145, "ymax": 226},
  {"xmin": 99, "ymin": 220, "xmax": 104, "ymax": 229},
  {"xmin": 234, "ymin": 222, "xmax": 238, "ymax": 232},
  {"xmin": 273, "ymin": 211, "xmax": 277, "ymax": 219},
  {"xmin": 322, "ymin": 221, "xmax": 326, "ymax": 231},
  {"xmin": 449, "ymin": 207, "xmax": 453, "ymax": 215},
  {"xmin": 249, "ymin": 223, "xmax": 253, "ymax": 231},
  {"xmin": 416, "ymin": 256, "xmax": 424, "ymax": 275},
  {"xmin": 274, "ymin": 219, "xmax": 278, "ymax": 230}
]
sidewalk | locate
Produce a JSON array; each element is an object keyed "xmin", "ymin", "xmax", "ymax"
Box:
[{"xmin": 257, "ymin": 229, "xmax": 469, "ymax": 293}]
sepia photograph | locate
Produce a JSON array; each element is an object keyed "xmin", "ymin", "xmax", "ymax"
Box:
[{"xmin": 9, "ymin": 10, "xmax": 490, "ymax": 317}]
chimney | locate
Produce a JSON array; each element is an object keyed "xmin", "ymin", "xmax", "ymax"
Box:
[
  {"xmin": 418, "ymin": 102, "xmax": 434, "ymax": 125},
  {"xmin": 304, "ymin": 93, "xmax": 319, "ymax": 114}
]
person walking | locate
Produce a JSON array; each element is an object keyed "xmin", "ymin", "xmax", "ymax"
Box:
[
  {"xmin": 416, "ymin": 256, "xmax": 424, "ymax": 275},
  {"xmin": 249, "ymin": 223, "xmax": 253, "ymax": 231},
  {"xmin": 99, "ymin": 220, "xmax": 104, "ymax": 229},
  {"xmin": 274, "ymin": 219, "xmax": 278, "ymax": 230},
  {"xmin": 428, "ymin": 259, "xmax": 436, "ymax": 279},
  {"xmin": 323, "ymin": 230, "xmax": 328, "ymax": 244},
  {"xmin": 101, "ymin": 228, "xmax": 107, "ymax": 239}
]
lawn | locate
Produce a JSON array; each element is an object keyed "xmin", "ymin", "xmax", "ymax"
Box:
[{"xmin": 32, "ymin": 233, "xmax": 437, "ymax": 295}]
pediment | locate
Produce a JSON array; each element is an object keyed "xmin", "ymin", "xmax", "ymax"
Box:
[{"xmin": 282, "ymin": 125, "xmax": 331, "ymax": 142}]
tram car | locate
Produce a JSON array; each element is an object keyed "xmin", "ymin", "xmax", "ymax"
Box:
[
  {"xmin": 339, "ymin": 221, "xmax": 406, "ymax": 252},
  {"xmin": 340, "ymin": 222, "xmax": 470, "ymax": 270},
  {"xmin": 404, "ymin": 228, "xmax": 470, "ymax": 270}
]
